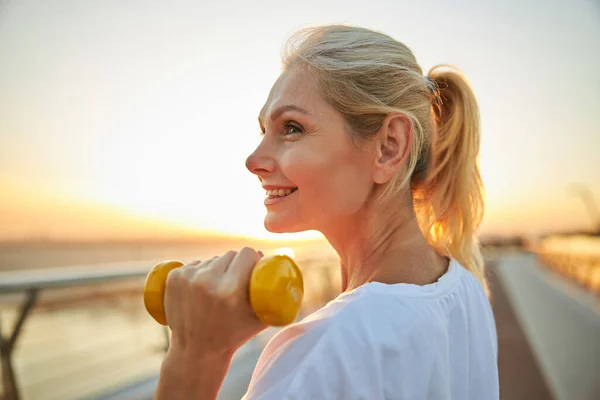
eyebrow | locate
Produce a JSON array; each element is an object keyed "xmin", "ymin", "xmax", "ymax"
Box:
[{"xmin": 258, "ymin": 104, "xmax": 311, "ymax": 125}]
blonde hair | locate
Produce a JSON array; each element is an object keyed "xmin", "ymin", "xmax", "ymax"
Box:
[{"xmin": 281, "ymin": 25, "xmax": 487, "ymax": 292}]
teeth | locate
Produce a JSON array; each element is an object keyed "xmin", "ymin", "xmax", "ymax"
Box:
[{"xmin": 266, "ymin": 188, "xmax": 297, "ymax": 197}]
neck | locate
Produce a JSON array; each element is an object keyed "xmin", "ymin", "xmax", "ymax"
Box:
[{"xmin": 321, "ymin": 191, "xmax": 448, "ymax": 293}]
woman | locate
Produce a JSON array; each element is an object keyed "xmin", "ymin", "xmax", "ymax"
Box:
[{"xmin": 156, "ymin": 25, "xmax": 499, "ymax": 399}]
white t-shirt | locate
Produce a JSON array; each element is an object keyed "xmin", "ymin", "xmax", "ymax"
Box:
[{"xmin": 242, "ymin": 258, "xmax": 499, "ymax": 400}]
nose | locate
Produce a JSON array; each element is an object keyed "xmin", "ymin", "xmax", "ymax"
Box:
[{"xmin": 245, "ymin": 140, "xmax": 276, "ymax": 179}]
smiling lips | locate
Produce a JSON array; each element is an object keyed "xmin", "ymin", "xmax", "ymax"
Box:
[
  {"xmin": 266, "ymin": 187, "xmax": 298, "ymax": 197},
  {"xmin": 264, "ymin": 187, "xmax": 298, "ymax": 205}
]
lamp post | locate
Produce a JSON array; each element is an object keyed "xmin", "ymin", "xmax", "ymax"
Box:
[{"xmin": 567, "ymin": 183, "xmax": 600, "ymax": 235}]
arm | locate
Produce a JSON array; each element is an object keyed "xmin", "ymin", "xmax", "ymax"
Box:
[{"xmin": 154, "ymin": 349, "xmax": 234, "ymax": 400}]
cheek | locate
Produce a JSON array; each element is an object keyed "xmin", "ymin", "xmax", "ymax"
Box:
[
  {"xmin": 282, "ymin": 149, "xmax": 371, "ymax": 217},
  {"xmin": 327, "ymin": 166, "xmax": 371, "ymax": 215}
]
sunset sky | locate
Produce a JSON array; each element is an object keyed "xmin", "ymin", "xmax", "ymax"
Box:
[{"xmin": 1, "ymin": 0, "xmax": 599, "ymax": 241}]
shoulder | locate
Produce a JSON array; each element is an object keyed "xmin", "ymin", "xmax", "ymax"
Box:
[
  {"xmin": 243, "ymin": 293, "xmax": 376, "ymax": 399},
  {"xmin": 243, "ymin": 287, "xmax": 441, "ymax": 400}
]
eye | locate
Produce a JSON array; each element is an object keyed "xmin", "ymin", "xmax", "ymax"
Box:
[
  {"xmin": 283, "ymin": 122, "xmax": 303, "ymax": 136},
  {"xmin": 258, "ymin": 122, "xmax": 304, "ymax": 137}
]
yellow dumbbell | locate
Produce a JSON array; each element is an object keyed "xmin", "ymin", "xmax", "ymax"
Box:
[{"xmin": 143, "ymin": 254, "xmax": 304, "ymax": 327}]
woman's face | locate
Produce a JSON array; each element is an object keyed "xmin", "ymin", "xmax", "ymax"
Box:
[{"xmin": 245, "ymin": 66, "xmax": 376, "ymax": 234}]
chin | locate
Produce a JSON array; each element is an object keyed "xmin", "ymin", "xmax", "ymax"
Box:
[{"xmin": 264, "ymin": 216, "xmax": 310, "ymax": 234}]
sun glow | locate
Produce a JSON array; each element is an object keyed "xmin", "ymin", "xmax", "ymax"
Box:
[{"xmin": 271, "ymin": 247, "xmax": 296, "ymax": 258}]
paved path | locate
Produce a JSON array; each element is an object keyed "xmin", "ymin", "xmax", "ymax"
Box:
[
  {"xmin": 494, "ymin": 253, "xmax": 600, "ymax": 400},
  {"xmin": 488, "ymin": 258, "xmax": 553, "ymax": 399}
]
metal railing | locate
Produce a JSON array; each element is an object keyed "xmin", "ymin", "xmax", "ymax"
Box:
[
  {"xmin": 532, "ymin": 235, "xmax": 600, "ymax": 294},
  {"xmin": 0, "ymin": 261, "xmax": 155, "ymax": 400}
]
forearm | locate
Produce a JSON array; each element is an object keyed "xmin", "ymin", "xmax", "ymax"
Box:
[{"xmin": 155, "ymin": 349, "xmax": 234, "ymax": 400}]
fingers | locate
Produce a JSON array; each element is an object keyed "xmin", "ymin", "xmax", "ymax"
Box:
[
  {"xmin": 170, "ymin": 248, "xmax": 260, "ymax": 287},
  {"xmin": 180, "ymin": 252, "xmax": 239, "ymax": 281},
  {"xmin": 209, "ymin": 250, "xmax": 238, "ymax": 274},
  {"xmin": 175, "ymin": 258, "xmax": 204, "ymax": 282},
  {"xmin": 185, "ymin": 256, "xmax": 218, "ymax": 269},
  {"xmin": 225, "ymin": 247, "xmax": 261, "ymax": 285}
]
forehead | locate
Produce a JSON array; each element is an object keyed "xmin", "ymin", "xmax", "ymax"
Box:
[{"xmin": 259, "ymin": 66, "xmax": 326, "ymax": 123}]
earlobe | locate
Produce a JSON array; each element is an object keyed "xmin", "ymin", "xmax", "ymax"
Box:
[{"xmin": 372, "ymin": 113, "xmax": 412, "ymax": 184}]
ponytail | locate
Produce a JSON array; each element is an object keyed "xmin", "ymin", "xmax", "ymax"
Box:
[{"xmin": 416, "ymin": 65, "xmax": 487, "ymax": 293}]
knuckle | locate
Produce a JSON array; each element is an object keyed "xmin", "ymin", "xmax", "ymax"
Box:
[
  {"xmin": 190, "ymin": 279, "xmax": 207, "ymax": 293},
  {"xmin": 190, "ymin": 272, "xmax": 211, "ymax": 291},
  {"xmin": 239, "ymin": 246, "xmax": 259, "ymax": 259},
  {"xmin": 216, "ymin": 281, "xmax": 234, "ymax": 296},
  {"xmin": 183, "ymin": 267, "xmax": 196, "ymax": 279},
  {"xmin": 213, "ymin": 285, "xmax": 226, "ymax": 299},
  {"xmin": 165, "ymin": 268, "xmax": 182, "ymax": 287},
  {"xmin": 215, "ymin": 285, "xmax": 236, "ymax": 306},
  {"xmin": 225, "ymin": 250, "xmax": 238, "ymax": 258}
]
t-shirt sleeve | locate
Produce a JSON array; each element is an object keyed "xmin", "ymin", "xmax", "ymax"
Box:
[{"xmin": 242, "ymin": 321, "xmax": 381, "ymax": 400}]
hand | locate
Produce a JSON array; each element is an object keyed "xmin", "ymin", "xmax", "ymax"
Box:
[{"xmin": 163, "ymin": 247, "xmax": 268, "ymax": 362}]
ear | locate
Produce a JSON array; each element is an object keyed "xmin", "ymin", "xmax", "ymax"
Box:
[{"xmin": 372, "ymin": 113, "xmax": 413, "ymax": 185}]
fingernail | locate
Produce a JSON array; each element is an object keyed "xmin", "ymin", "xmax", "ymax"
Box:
[{"xmin": 258, "ymin": 250, "xmax": 264, "ymax": 257}]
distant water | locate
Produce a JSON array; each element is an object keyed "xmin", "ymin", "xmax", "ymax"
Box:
[{"xmin": 0, "ymin": 238, "xmax": 337, "ymax": 271}]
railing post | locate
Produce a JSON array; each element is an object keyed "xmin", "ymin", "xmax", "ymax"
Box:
[
  {"xmin": 0, "ymin": 289, "xmax": 39, "ymax": 400},
  {"xmin": 1, "ymin": 341, "xmax": 19, "ymax": 400}
]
